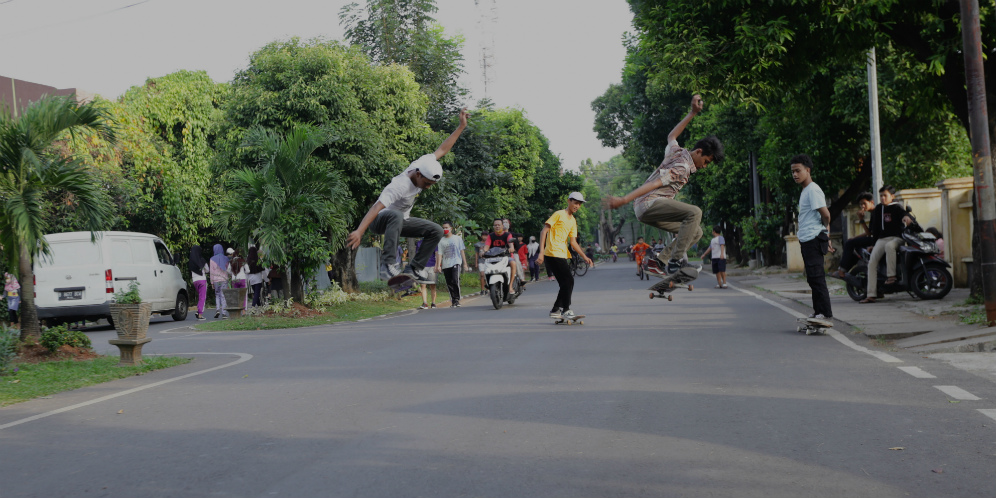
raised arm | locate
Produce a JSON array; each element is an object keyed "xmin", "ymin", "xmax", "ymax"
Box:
[
  {"xmin": 667, "ymin": 94, "xmax": 703, "ymax": 143},
  {"xmin": 434, "ymin": 108, "xmax": 470, "ymax": 159}
]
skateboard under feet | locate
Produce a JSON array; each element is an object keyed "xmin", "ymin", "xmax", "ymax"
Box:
[
  {"xmin": 553, "ymin": 314, "xmax": 585, "ymax": 325},
  {"xmin": 648, "ymin": 267, "xmax": 698, "ymax": 300},
  {"xmin": 387, "ymin": 274, "xmax": 418, "ymax": 296},
  {"xmin": 797, "ymin": 317, "xmax": 831, "ymax": 335}
]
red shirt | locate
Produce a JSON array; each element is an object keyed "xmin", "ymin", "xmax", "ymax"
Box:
[{"xmin": 517, "ymin": 245, "xmax": 528, "ymax": 266}]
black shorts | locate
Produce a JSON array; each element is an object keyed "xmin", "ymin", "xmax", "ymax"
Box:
[{"xmin": 711, "ymin": 259, "xmax": 726, "ymax": 273}]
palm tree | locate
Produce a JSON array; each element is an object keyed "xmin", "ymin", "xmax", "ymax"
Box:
[
  {"xmin": 215, "ymin": 124, "xmax": 353, "ymax": 302},
  {"xmin": 0, "ymin": 96, "xmax": 115, "ymax": 339}
]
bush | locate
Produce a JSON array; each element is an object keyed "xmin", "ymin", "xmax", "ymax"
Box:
[
  {"xmin": 39, "ymin": 325, "xmax": 92, "ymax": 352},
  {"xmin": 305, "ymin": 282, "xmax": 392, "ymax": 312},
  {"xmin": 0, "ymin": 324, "xmax": 18, "ymax": 376},
  {"xmin": 114, "ymin": 281, "xmax": 142, "ymax": 304}
]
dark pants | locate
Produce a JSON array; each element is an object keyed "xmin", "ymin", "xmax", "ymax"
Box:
[
  {"xmin": 442, "ymin": 265, "xmax": 461, "ymax": 303},
  {"xmin": 528, "ymin": 257, "xmax": 539, "ymax": 281},
  {"xmin": 839, "ymin": 235, "xmax": 874, "ymax": 271},
  {"xmin": 801, "ymin": 238, "xmax": 833, "ymax": 318},
  {"xmin": 545, "ymin": 257, "xmax": 574, "ymax": 312},
  {"xmin": 251, "ymin": 283, "xmax": 264, "ymax": 307},
  {"xmin": 369, "ymin": 209, "xmax": 443, "ymax": 271},
  {"xmin": 8, "ymin": 310, "xmax": 17, "ymax": 323}
]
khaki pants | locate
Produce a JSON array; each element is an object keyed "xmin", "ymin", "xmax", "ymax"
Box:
[
  {"xmin": 867, "ymin": 236, "xmax": 902, "ymax": 296},
  {"xmin": 638, "ymin": 198, "xmax": 703, "ymax": 261}
]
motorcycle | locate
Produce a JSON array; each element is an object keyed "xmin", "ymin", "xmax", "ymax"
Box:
[
  {"xmin": 844, "ymin": 209, "xmax": 952, "ymax": 301},
  {"xmin": 482, "ymin": 247, "xmax": 523, "ymax": 310}
]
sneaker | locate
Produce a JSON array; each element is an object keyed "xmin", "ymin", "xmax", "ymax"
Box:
[
  {"xmin": 454, "ymin": 300, "xmax": 461, "ymax": 307},
  {"xmin": 481, "ymin": 289, "xmax": 487, "ymax": 296},
  {"xmin": 561, "ymin": 309, "xmax": 578, "ymax": 320},
  {"xmin": 549, "ymin": 308, "xmax": 563, "ymax": 319},
  {"xmin": 196, "ymin": 313, "xmax": 206, "ymax": 321},
  {"xmin": 403, "ymin": 265, "xmax": 428, "ymax": 282},
  {"xmin": 430, "ymin": 303, "xmax": 437, "ymax": 309},
  {"xmin": 214, "ymin": 311, "xmax": 220, "ymax": 319},
  {"xmin": 807, "ymin": 313, "xmax": 832, "ymax": 326},
  {"xmin": 548, "ymin": 276, "xmax": 555, "ymax": 281},
  {"xmin": 222, "ymin": 313, "xmax": 230, "ymax": 320},
  {"xmin": 655, "ymin": 245, "xmax": 675, "ymax": 265},
  {"xmin": 646, "ymin": 261, "xmax": 667, "ymax": 278},
  {"xmin": 380, "ymin": 262, "xmax": 402, "ymax": 280},
  {"xmin": 418, "ymin": 303, "xmax": 429, "ymax": 310}
]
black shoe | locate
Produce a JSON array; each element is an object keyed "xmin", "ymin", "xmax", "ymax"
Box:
[
  {"xmin": 214, "ymin": 312, "xmax": 220, "ymax": 319},
  {"xmin": 454, "ymin": 301, "xmax": 461, "ymax": 307}
]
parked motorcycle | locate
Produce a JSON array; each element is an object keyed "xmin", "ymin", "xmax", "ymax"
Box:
[
  {"xmin": 844, "ymin": 209, "xmax": 952, "ymax": 301},
  {"xmin": 481, "ymin": 247, "xmax": 523, "ymax": 309}
]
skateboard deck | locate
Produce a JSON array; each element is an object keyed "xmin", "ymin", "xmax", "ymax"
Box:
[
  {"xmin": 387, "ymin": 274, "xmax": 417, "ymax": 294},
  {"xmin": 648, "ymin": 267, "xmax": 698, "ymax": 299},
  {"xmin": 797, "ymin": 317, "xmax": 832, "ymax": 335},
  {"xmin": 553, "ymin": 314, "xmax": 585, "ymax": 325}
]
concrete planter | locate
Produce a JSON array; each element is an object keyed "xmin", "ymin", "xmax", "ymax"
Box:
[
  {"xmin": 108, "ymin": 302, "xmax": 153, "ymax": 366},
  {"xmin": 223, "ymin": 287, "xmax": 248, "ymax": 315}
]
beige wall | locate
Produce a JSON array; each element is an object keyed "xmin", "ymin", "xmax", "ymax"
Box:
[
  {"xmin": 938, "ymin": 177, "xmax": 975, "ymax": 287},
  {"xmin": 896, "ymin": 188, "xmax": 942, "ymax": 231}
]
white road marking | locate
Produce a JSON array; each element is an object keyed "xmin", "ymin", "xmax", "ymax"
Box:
[
  {"xmin": 934, "ymin": 385, "xmax": 981, "ymax": 401},
  {"xmin": 728, "ymin": 283, "xmax": 902, "ymax": 363},
  {"xmin": 978, "ymin": 409, "xmax": 996, "ymax": 422},
  {"xmin": 0, "ymin": 352, "xmax": 253, "ymax": 431},
  {"xmin": 898, "ymin": 366, "xmax": 937, "ymax": 378}
]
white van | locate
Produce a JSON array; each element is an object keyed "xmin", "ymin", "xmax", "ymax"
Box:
[{"xmin": 34, "ymin": 231, "xmax": 189, "ymax": 325}]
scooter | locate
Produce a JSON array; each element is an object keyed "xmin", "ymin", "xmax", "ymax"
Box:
[
  {"xmin": 844, "ymin": 209, "xmax": 952, "ymax": 301},
  {"xmin": 481, "ymin": 247, "xmax": 523, "ymax": 310}
]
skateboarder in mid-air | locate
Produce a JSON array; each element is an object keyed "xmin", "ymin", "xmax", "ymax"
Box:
[
  {"xmin": 603, "ymin": 94, "xmax": 723, "ymax": 276},
  {"xmin": 346, "ymin": 109, "xmax": 469, "ymax": 282},
  {"xmin": 536, "ymin": 192, "xmax": 592, "ymax": 321}
]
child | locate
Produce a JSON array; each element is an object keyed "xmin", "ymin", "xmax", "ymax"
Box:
[
  {"xmin": 536, "ymin": 192, "xmax": 593, "ymax": 320},
  {"xmin": 631, "ymin": 237, "xmax": 651, "ymax": 276},
  {"xmin": 700, "ymin": 226, "xmax": 727, "ymax": 288},
  {"xmin": 4, "ymin": 272, "xmax": 20, "ymax": 327}
]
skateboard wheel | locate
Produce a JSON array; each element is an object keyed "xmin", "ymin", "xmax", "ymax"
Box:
[
  {"xmin": 688, "ymin": 284, "xmax": 693, "ymax": 291},
  {"xmin": 649, "ymin": 293, "xmax": 655, "ymax": 299},
  {"xmin": 578, "ymin": 320, "xmax": 583, "ymax": 325},
  {"xmin": 667, "ymin": 295, "xmax": 673, "ymax": 301},
  {"xmin": 668, "ymin": 281, "xmax": 675, "ymax": 289}
]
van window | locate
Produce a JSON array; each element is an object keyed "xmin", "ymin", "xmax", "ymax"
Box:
[
  {"xmin": 154, "ymin": 241, "xmax": 173, "ymax": 265},
  {"xmin": 111, "ymin": 240, "xmax": 133, "ymax": 264},
  {"xmin": 131, "ymin": 240, "xmax": 152, "ymax": 263},
  {"xmin": 36, "ymin": 241, "xmax": 102, "ymax": 268}
]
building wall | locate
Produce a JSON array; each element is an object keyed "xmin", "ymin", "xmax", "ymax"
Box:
[{"xmin": 0, "ymin": 75, "xmax": 91, "ymax": 117}]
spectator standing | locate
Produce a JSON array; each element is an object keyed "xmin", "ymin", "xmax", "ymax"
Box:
[
  {"xmin": 700, "ymin": 226, "xmax": 728, "ymax": 288},
  {"xmin": 229, "ymin": 248, "xmax": 247, "ymax": 289},
  {"xmin": 526, "ymin": 235, "xmax": 540, "ymax": 281},
  {"xmin": 189, "ymin": 246, "xmax": 209, "ymax": 320},
  {"xmin": 435, "ymin": 222, "xmax": 469, "ymax": 307},
  {"xmin": 790, "ymin": 154, "xmax": 833, "ymax": 322},
  {"xmin": 209, "ymin": 244, "xmax": 231, "ymax": 319},
  {"xmin": 269, "ymin": 263, "xmax": 285, "ymax": 301},
  {"xmin": 247, "ymin": 247, "xmax": 266, "ymax": 307},
  {"xmin": 4, "ymin": 272, "xmax": 19, "ymax": 327}
]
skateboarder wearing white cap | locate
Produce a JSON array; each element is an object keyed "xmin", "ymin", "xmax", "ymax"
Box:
[
  {"xmin": 536, "ymin": 192, "xmax": 592, "ymax": 320},
  {"xmin": 346, "ymin": 109, "xmax": 470, "ymax": 281}
]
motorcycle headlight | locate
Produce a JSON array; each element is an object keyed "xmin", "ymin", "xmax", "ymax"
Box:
[{"xmin": 918, "ymin": 241, "xmax": 937, "ymax": 253}]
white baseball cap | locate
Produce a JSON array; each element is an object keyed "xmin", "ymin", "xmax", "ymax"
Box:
[
  {"xmin": 568, "ymin": 191, "xmax": 586, "ymax": 203},
  {"xmin": 411, "ymin": 154, "xmax": 443, "ymax": 182},
  {"xmin": 226, "ymin": 248, "xmax": 234, "ymax": 255}
]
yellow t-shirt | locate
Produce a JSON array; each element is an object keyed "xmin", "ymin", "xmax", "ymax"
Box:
[{"xmin": 543, "ymin": 209, "xmax": 577, "ymax": 259}]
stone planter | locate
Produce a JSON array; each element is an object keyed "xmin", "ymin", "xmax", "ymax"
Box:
[
  {"xmin": 108, "ymin": 302, "xmax": 153, "ymax": 366},
  {"xmin": 222, "ymin": 287, "xmax": 248, "ymax": 315}
]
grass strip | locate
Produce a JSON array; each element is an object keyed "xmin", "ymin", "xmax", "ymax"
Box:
[
  {"xmin": 194, "ymin": 297, "xmax": 421, "ymax": 332},
  {"xmin": 1, "ymin": 355, "xmax": 191, "ymax": 407}
]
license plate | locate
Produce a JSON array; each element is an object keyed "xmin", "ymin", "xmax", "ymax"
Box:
[{"xmin": 58, "ymin": 290, "xmax": 83, "ymax": 301}]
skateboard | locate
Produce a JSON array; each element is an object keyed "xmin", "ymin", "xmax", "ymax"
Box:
[
  {"xmin": 387, "ymin": 274, "xmax": 418, "ymax": 295},
  {"xmin": 648, "ymin": 267, "xmax": 698, "ymax": 300},
  {"xmin": 553, "ymin": 314, "xmax": 585, "ymax": 325},
  {"xmin": 797, "ymin": 317, "xmax": 832, "ymax": 335}
]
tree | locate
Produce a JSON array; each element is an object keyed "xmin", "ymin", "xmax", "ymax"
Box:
[
  {"xmin": 340, "ymin": 0, "xmax": 468, "ymax": 130},
  {"xmin": 214, "ymin": 125, "xmax": 354, "ymax": 302},
  {"xmin": 219, "ymin": 38, "xmax": 433, "ymax": 291},
  {"xmin": 0, "ymin": 96, "xmax": 115, "ymax": 339},
  {"xmin": 521, "ymin": 137, "xmax": 586, "ymax": 239}
]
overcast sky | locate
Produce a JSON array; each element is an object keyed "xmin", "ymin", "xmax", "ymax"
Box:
[{"xmin": 0, "ymin": 0, "xmax": 634, "ymax": 170}]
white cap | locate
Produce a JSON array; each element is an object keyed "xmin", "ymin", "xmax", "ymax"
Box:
[
  {"xmin": 568, "ymin": 191, "xmax": 586, "ymax": 203},
  {"xmin": 226, "ymin": 248, "xmax": 234, "ymax": 255},
  {"xmin": 411, "ymin": 154, "xmax": 443, "ymax": 182}
]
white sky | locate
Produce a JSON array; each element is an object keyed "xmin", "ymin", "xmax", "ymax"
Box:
[{"xmin": 0, "ymin": 0, "xmax": 633, "ymax": 170}]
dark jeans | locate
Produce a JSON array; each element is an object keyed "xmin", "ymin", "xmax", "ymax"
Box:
[
  {"xmin": 370, "ymin": 209, "xmax": 443, "ymax": 271},
  {"xmin": 442, "ymin": 265, "xmax": 461, "ymax": 303},
  {"xmin": 251, "ymin": 283, "xmax": 264, "ymax": 307},
  {"xmin": 528, "ymin": 257, "xmax": 539, "ymax": 280},
  {"xmin": 801, "ymin": 237, "xmax": 833, "ymax": 318},
  {"xmin": 545, "ymin": 257, "xmax": 574, "ymax": 312},
  {"xmin": 839, "ymin": 235, "xmax": 874, "ymax": 271}
]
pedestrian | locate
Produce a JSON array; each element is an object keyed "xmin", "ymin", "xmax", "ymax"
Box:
[
  {"xmin": 4, "ymin": 272, "xmax": 19, "ymax": 327},
  {"xmin": 247, "ymin": 247, "xmax": 266, "ymax": 308},
  {"xmin": 209, "ymin": 244, "xmax": 231, "ymax": 319},
  {"xmin": 926, "ymin": 227, "xmax": 944, "ymax": 259},
  {"xmin": 189, "ymin": 245, "xmax": 209, "ymax": 320},
  {"xmin": 861, "ymin": 185, "xmax": 912, "ymax": 303},
  {"xmin": 604, "ymin": 94, "xmax": 723, "ymax": 275},
  {"xmin": 790, "ymin": 154, "xmax": 833, "ymax": 322},
  {"xmin": 269, "ymin": 263, "xmax": 285, "ymax": 301},
  {"xmin": 346, "ymin": 109, "xmax": 469, "ymax": 283},
  {"xmin": 415, "ymin": 240, "xmax": 438, "ymax": 309},
  {"xmin": 435, "ymin": 222, "xmax": 469, "ymax": 307},
  {"xmin": 700, "ymin": 226, "xmax": 728, "ymax": 288},
  {"xmin": 229, "ymin": 248, "xmax": 247, "ymax": 289},
  {"xmin": 517, "ymin": 235, "xmax": 529, "ymax": 283},
  {"xmin": 536, "ymin": 192, "xmax": 593, "ymax": 321},
  {"xmin": 831, "ymin": 192, "xmax": 876, "ymax": 279},
  {"xmin": 527, "ymin": 235, "xmax": 540, "ymax": 281}
]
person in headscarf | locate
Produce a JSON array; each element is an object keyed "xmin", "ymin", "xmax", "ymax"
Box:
[
  {"xmin": 246, "ymin": 247, "xmax": 266, "ymax": 308},
  {"xmin": 209, "ymin": 244, "xmax": 231, "ymax": 319},
  {"xmin": 189, "ymin": 246, "xmax": 209, "ymax": 320},
  {"xmin": 4, "ymin": 272, "xmax": 20, "ymax": 327},
  {"xmin": 527, "ymin": 235, "xmax": 540, "ymax": 282}
]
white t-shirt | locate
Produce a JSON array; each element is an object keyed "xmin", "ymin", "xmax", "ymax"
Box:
[
  {"xmin": 797, "ymin": 182, "xmax": 828, "ymax": 243},
  {"xmin": 436, "ymin": 235, "xmax": 466, "ymax": 269},
  {"xmin": 192, "ymin": 264, "xmax": 208, "ymax": 283},
  {"xmin": 709, "ymin": 236, "xmax": 726, "ymax": 260},
  {"xmin": 377, "ymin": 154, "xmax": 435, "ymax": 219}
]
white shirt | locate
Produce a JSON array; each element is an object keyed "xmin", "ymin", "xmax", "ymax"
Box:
[
  {"xmin": 797, "ymin": 182, "xmax": 828, "ymax": 243},
  {"xmin": 377, "ymin": 154, "xmax": 434, "ymax": 219},
  {"xmin": 192, "ymin": 264, "xmax": 208, "ymax": 282},
  {"xmin": 709, "ymin": 236, "xmax": 726, "ymax": 260}
]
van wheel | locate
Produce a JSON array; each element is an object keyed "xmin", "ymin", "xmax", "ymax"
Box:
[{"xmin": 171, "ymin": 293, "xmax": 189, "ymax": 321}]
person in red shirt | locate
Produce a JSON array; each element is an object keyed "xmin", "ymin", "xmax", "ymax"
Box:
[
  {"xmin": 516, "ymin": 235, "xmax": 529, "ymax": 280},
  {"xmin": 631, "ymin": 237, "xmax": 651, "ymax": 275}
]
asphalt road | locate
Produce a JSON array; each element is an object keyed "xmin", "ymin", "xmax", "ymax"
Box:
[{"xmin": 2, "ymin": 262, "xmax": 994, "ymax": 497}]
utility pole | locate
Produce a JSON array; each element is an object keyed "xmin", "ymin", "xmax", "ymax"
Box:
[
  {"xmin": 867, "ymin": 48, "xmax": 883, "ymax": 201},
  {"xmin": 960, "ymin": 0, "xmax": 996, "ymax": 325}
]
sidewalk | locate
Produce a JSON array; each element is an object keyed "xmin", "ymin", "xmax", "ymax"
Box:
[{"xmin": 727, "ymin": 267, "xmax": 996, "ymax": 373}]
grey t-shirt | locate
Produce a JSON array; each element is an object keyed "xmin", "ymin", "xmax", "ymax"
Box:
[{"xmin": 797, "ymin": 182, "xmax": 827, "ymax": 243}]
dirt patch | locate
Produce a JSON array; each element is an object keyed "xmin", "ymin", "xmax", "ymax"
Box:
[{"xmin": 15, "ymin": 344, "xmax": 101, "ymax": 364}]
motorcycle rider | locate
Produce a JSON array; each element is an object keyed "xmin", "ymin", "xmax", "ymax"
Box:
[
  {"xmin": 832, "ymin": 192, "xmax": 876, "ymax": 279},
  {"xmin": 860, "ymin": 185, "xmax": 912, "ymax": 304},
  {"xmin": 483, "ymin": 219, "xmax": 523, "ymax": 288}
]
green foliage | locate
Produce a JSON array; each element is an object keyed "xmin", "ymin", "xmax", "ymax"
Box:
[
  {"xmin": 39, "ymin": 325, "xmax": 93, "ymax": 352},
  {"xmin": 520, "ymin": 136, "xmax": 585, "ymax": 239},
  {"xmin": 305, "ymin": 281, "xmax": 393, "ymax": 312},
  {"xmin": 0, "ymin": 324, "xmax": 18, "ymax": 375},
  {"xmin": 114, "ymin": 281, "xmax": 142, "ymax": 304},
  {"xmin": 737, "ymin": 205, "xmax": 785, "ymax": 253}
]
